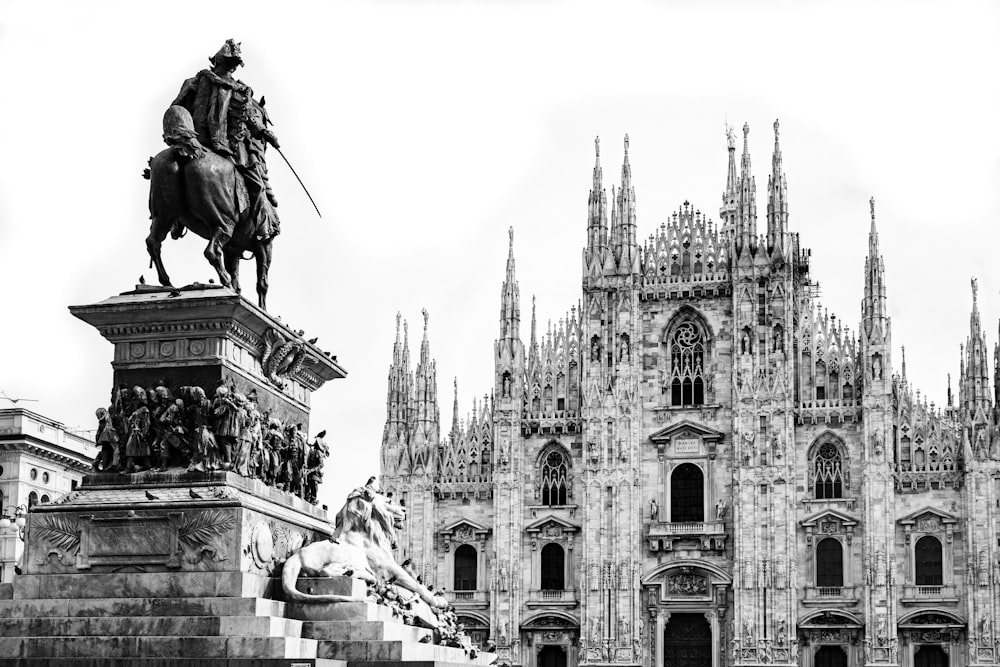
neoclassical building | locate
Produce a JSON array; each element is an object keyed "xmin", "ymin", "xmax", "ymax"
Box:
[
  {"xmin": 380, "ymin": 124, "xmax": 1000, "ymax": 667},
  {"xmin": 0, "ymin": 408, "xmax": 96, "ymax": 582}
]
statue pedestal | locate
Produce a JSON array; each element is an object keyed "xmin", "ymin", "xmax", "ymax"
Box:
[
  {"xmin": 0, "ymin": 286, "xmax": 492, "ymax": 664},
  {"xmin": 23, "ymin": 470, "xmax": 331, "ymax": 578},
  {"xmin": 69, "ymin": 283, "xmax": 346, "ymax": 431}
]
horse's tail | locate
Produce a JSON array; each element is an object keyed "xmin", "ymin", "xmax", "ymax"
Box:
[{"xmin": 280, "ymin": 551, "xmax": 365, "ymax": 604}]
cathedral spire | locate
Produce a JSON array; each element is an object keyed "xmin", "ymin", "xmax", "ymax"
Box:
[
  {"xmin": 959, "ymin": 277, "xmax": 992, "ymax": 418},
  {"xmin": 862, "ymin": 197, "xmax": 888, "ymax": 337},
  {"xmin": 451, "ymin": 377, "xmax": 459, "ymax": 443},
  {"xmin": 499, "ymin": 227, "xmax": 521, "ymax": 340},
  {"xmin": 411, "ymin": 308, "xmax": 440, "ymax": 473},
  {"xmin": 766, "ymin": 118, "xmax": 788, "ymax": 256},
  {"xmin": 528, "ymin": 295, "xmax": 539, "ymax": 368},
  {"xmin": 610, "ymin": 134, "xmax": 638, "ymax": 272},
  {"xmin": 720, "ymin": 123, "xmax": 739, "ymax": 237},
  {"xmin": 587, "ymin": 136, "xmax": 608, "ymax": 250},
  {"xmin": 383, "ymin": 312, "xmax": 414, "ymax": 475},
  {"xmin": 735, "ymin": 122, "xmax": 758, "ymax": 255}
]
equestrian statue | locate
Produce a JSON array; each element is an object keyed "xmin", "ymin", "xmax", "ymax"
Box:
[{"xmin": 145, "ymin": 40, "xmax": 282, "ymax": 310}]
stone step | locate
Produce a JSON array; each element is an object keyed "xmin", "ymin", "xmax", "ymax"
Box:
[
  {"xmin": 0, "ymin": 660, "xmax": 347, "ymax": 667},
  {"xmin": 0, "ymin": 636, "xmax": 319, "ymax": 660},
  {"xmin": 0, "ymin": 595, "xmax": 286, "ymax": 619},
  {"xmin": 285, "ymin": 599, "xmax": 400, "ymax": 624},
  {"xmin": 347, "ymin": 663, "xmax": 490, "ymax": 667},
  {"xmin": 0, "ymin": 614, "xmax": 303, "ymax": 638},
  {"xmin": 13, "ymin": 571, "xmax": 273, "ymax": 600},
  {"xmin": 287, "ymin": 576, "xmax": 368, "ymax": 600},
  {"xmin": 302, "ymin": 619, "xmax": 433, "ymax": 643},
  {"xmin": 316, "ymin": 639, "xmax": 490, "ymax": 664}
]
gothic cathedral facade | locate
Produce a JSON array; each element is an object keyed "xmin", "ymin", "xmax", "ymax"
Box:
[{"xmin": 379, "ymin": 123, "xmax": 1000, "ymax": 667}]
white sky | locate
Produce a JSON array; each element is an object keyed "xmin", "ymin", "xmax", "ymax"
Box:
[{"xmin": 1, "ymin": 1, "xmax": 998, "ymax": 507}]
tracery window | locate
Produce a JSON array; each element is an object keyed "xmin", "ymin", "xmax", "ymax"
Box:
[
  {"xmin": 541, "ymin": 450, "xmax": 568, "ymax": 506},
  {"xmin": 915, "ymin": 536, "xmax": 943, "ymax": 586},
  {"xmin": 815, "ymin": 537, "xmax": 844, "ymax": 587},
  {"xmin": 454, "ymin": 544, "xmax": 477, "ymax": 591},
  {"xmin": 812, "ymin": 441, "xmax": 846, "ymax": 499},
  {"xmin": 669, "ymin": 322, "xmax": 706, "ymax": 406}
]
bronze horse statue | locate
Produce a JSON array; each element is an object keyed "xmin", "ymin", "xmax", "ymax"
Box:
[{"xmin": 145, "ymin": 104, "xmax": 274, "ymax": 309}]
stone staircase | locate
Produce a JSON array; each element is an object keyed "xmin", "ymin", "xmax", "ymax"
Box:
[{"xmin": 0, "ymin": 572, "xmax": 493, "ymax": 667}]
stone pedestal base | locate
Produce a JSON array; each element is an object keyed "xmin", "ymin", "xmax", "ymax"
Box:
[
  {"xmin": 24, "ymin": 471, "xmax": 331, "ymax": 577},
  {"xmin": 3, "ymin": 475, "xmax": 493, "ymax": 666}
]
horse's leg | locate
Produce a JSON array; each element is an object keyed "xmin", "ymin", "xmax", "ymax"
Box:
[
  {"xmin": 223, "ymin": 247, "xmax": 241, "ymax": 295},
  {"xmin": 204, "ymin": 228, "xmax": 233, "ymax": 287},
  {"xmin": 254, "ymin": 240, "xmax": 272, "ymax": 310},
  {"xmin": 145, "ymin": 217, "xmax": 173, "ymax": 287}
]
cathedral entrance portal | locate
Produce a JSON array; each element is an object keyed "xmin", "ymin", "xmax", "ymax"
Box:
[
  {"xmin": 538, "ymin": 645, "xmax": 567, "ymax": 667},
  {"xmin": 914, "ymin": 645, "xmax": 948, "ymax": 667},
  {"xmin": 814, "ymin": 646, "xmax": 847, "ymax": 667},
  {"xmin": 662, "ymin": 613, "xmax": 712, "ymax": 667}
]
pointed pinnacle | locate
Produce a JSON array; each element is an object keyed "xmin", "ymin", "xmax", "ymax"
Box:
[
  {"xmin": 395, "ymin": 312, "xmax": 402, "ymax": 342},
  {"xmin": 624, "ymin": 133, "xmax": 630, "ymax": 158},
  {"xmin": 422, "ymin": 308, "xmax": 429, "ymax": 335},
  {"xmin": 595, "ymin": 135, "xmax": 600, "ymax": 158}
]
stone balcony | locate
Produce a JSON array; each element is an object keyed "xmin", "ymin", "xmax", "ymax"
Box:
[
  {"xmin": 801, "ymin": 586, "xmax": 860, "ymax": 606},
  {"xmin": 448, "ymin": 589, "xmax": 490, "ymax": 610},
  {"xmin": 526, "ymin": 588, "xmax": 578, "ymax": 608},
  {"xmin": 521, "ymin": 410, "xmax": 582, "ymax": 436},
  {"xmin": 646, "ymin": 520, "xmax": 726, "ymax": 552},
  {"xmin": 900, "ymin": 584, "xmax": 959, "ymax": 606}
]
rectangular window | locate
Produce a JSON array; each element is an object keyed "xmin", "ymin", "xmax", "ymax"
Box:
[{"xmin": 816, "ymin": 386, "xmax": 826, "ymax": 400}]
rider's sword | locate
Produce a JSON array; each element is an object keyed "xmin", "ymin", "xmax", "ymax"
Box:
[{"xmin": 274, "ymin": 146, "xmax": 323, "ymax": 219}]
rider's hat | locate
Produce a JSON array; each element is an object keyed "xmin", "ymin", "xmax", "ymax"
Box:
[{"xmin": 209, "ymin": 39, "xmax": 244, "ymax": 67}]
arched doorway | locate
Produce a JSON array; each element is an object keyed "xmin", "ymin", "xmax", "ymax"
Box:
[
  {"xmin": 538, "ymin": 644, "xmax": 567, "ymax": 667},
  {"xmin": 914, "ymin": 645, "xmax": 948, "ymax": 667},
  {"xmin": 663, "ymin": 613, "xmax": 711, "ymax": 667},
  {"xmin": 815, "ymin": 645, "xmax": 847, "ymax": 667}
]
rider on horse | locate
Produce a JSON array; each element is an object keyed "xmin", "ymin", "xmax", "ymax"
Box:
[{"xmin": 169, "ymin": 39, "xmax": 280, "ymax": 242}]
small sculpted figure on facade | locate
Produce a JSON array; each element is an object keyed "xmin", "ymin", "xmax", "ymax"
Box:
[
  {"xmin": 212, "ymin": 385, "xmax": 241, "ymax": 469},
  {"xmin": 304, "ymin": 430, "xmax": 329, "ymax": 504},
  {"xmin": 125, "ymin": 387, "xmax": 152, "ymax": 473},
  {"xmin": 158, "ymin": 398, "xmax": 188, "ymax": 470},
  {"xmin": 873, "ymin": 429, "xmax": 885, "ymax": 457},
  {"xmin": 650, "ymin": 498, "xmax": 658, "ymax": 521},
  {"xmin": 716, "ymin": 498, "xmax": 727, "ymax": 520},
  {"xmin": 93, "ymin": 407, "xmax": 119, "ymax": 472}
]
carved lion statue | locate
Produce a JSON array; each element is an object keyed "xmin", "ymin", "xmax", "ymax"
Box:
[{"xmin": 281, "ymin": 484, "xmax": 447, "ymax": 611}]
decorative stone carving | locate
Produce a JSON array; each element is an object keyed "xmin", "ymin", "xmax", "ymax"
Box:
[
  {"xmin": 666, "ymin": 572, "xmax": 709, "ymax": 595},
  {"xmin": 249, "ymin": 520, "xmax": 274, "ymax": 568}
]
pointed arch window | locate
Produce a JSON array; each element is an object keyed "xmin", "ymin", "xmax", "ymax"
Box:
[
  {"xmin": 541, "ymin": 450, "xmax": 568, "ymax": 506},
  {"xmin": 815, "ymin": 360, "xmax": 827, "ymax": 400},
  {"xmin": 454, "ymin": 544, "xmax": 477, "ymax": 591},
  {"xmin": 669, "ymin": 321, "xmax": 706, "ymax": 406},
  {"xmin": 812, "ymin": 441, "xmax": 845, "ymax": 499}
]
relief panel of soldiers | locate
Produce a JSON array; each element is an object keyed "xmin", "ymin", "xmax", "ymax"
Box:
[{"xmin": 93, "ymin": 381, "xmax": 329, "ymax": 504}]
